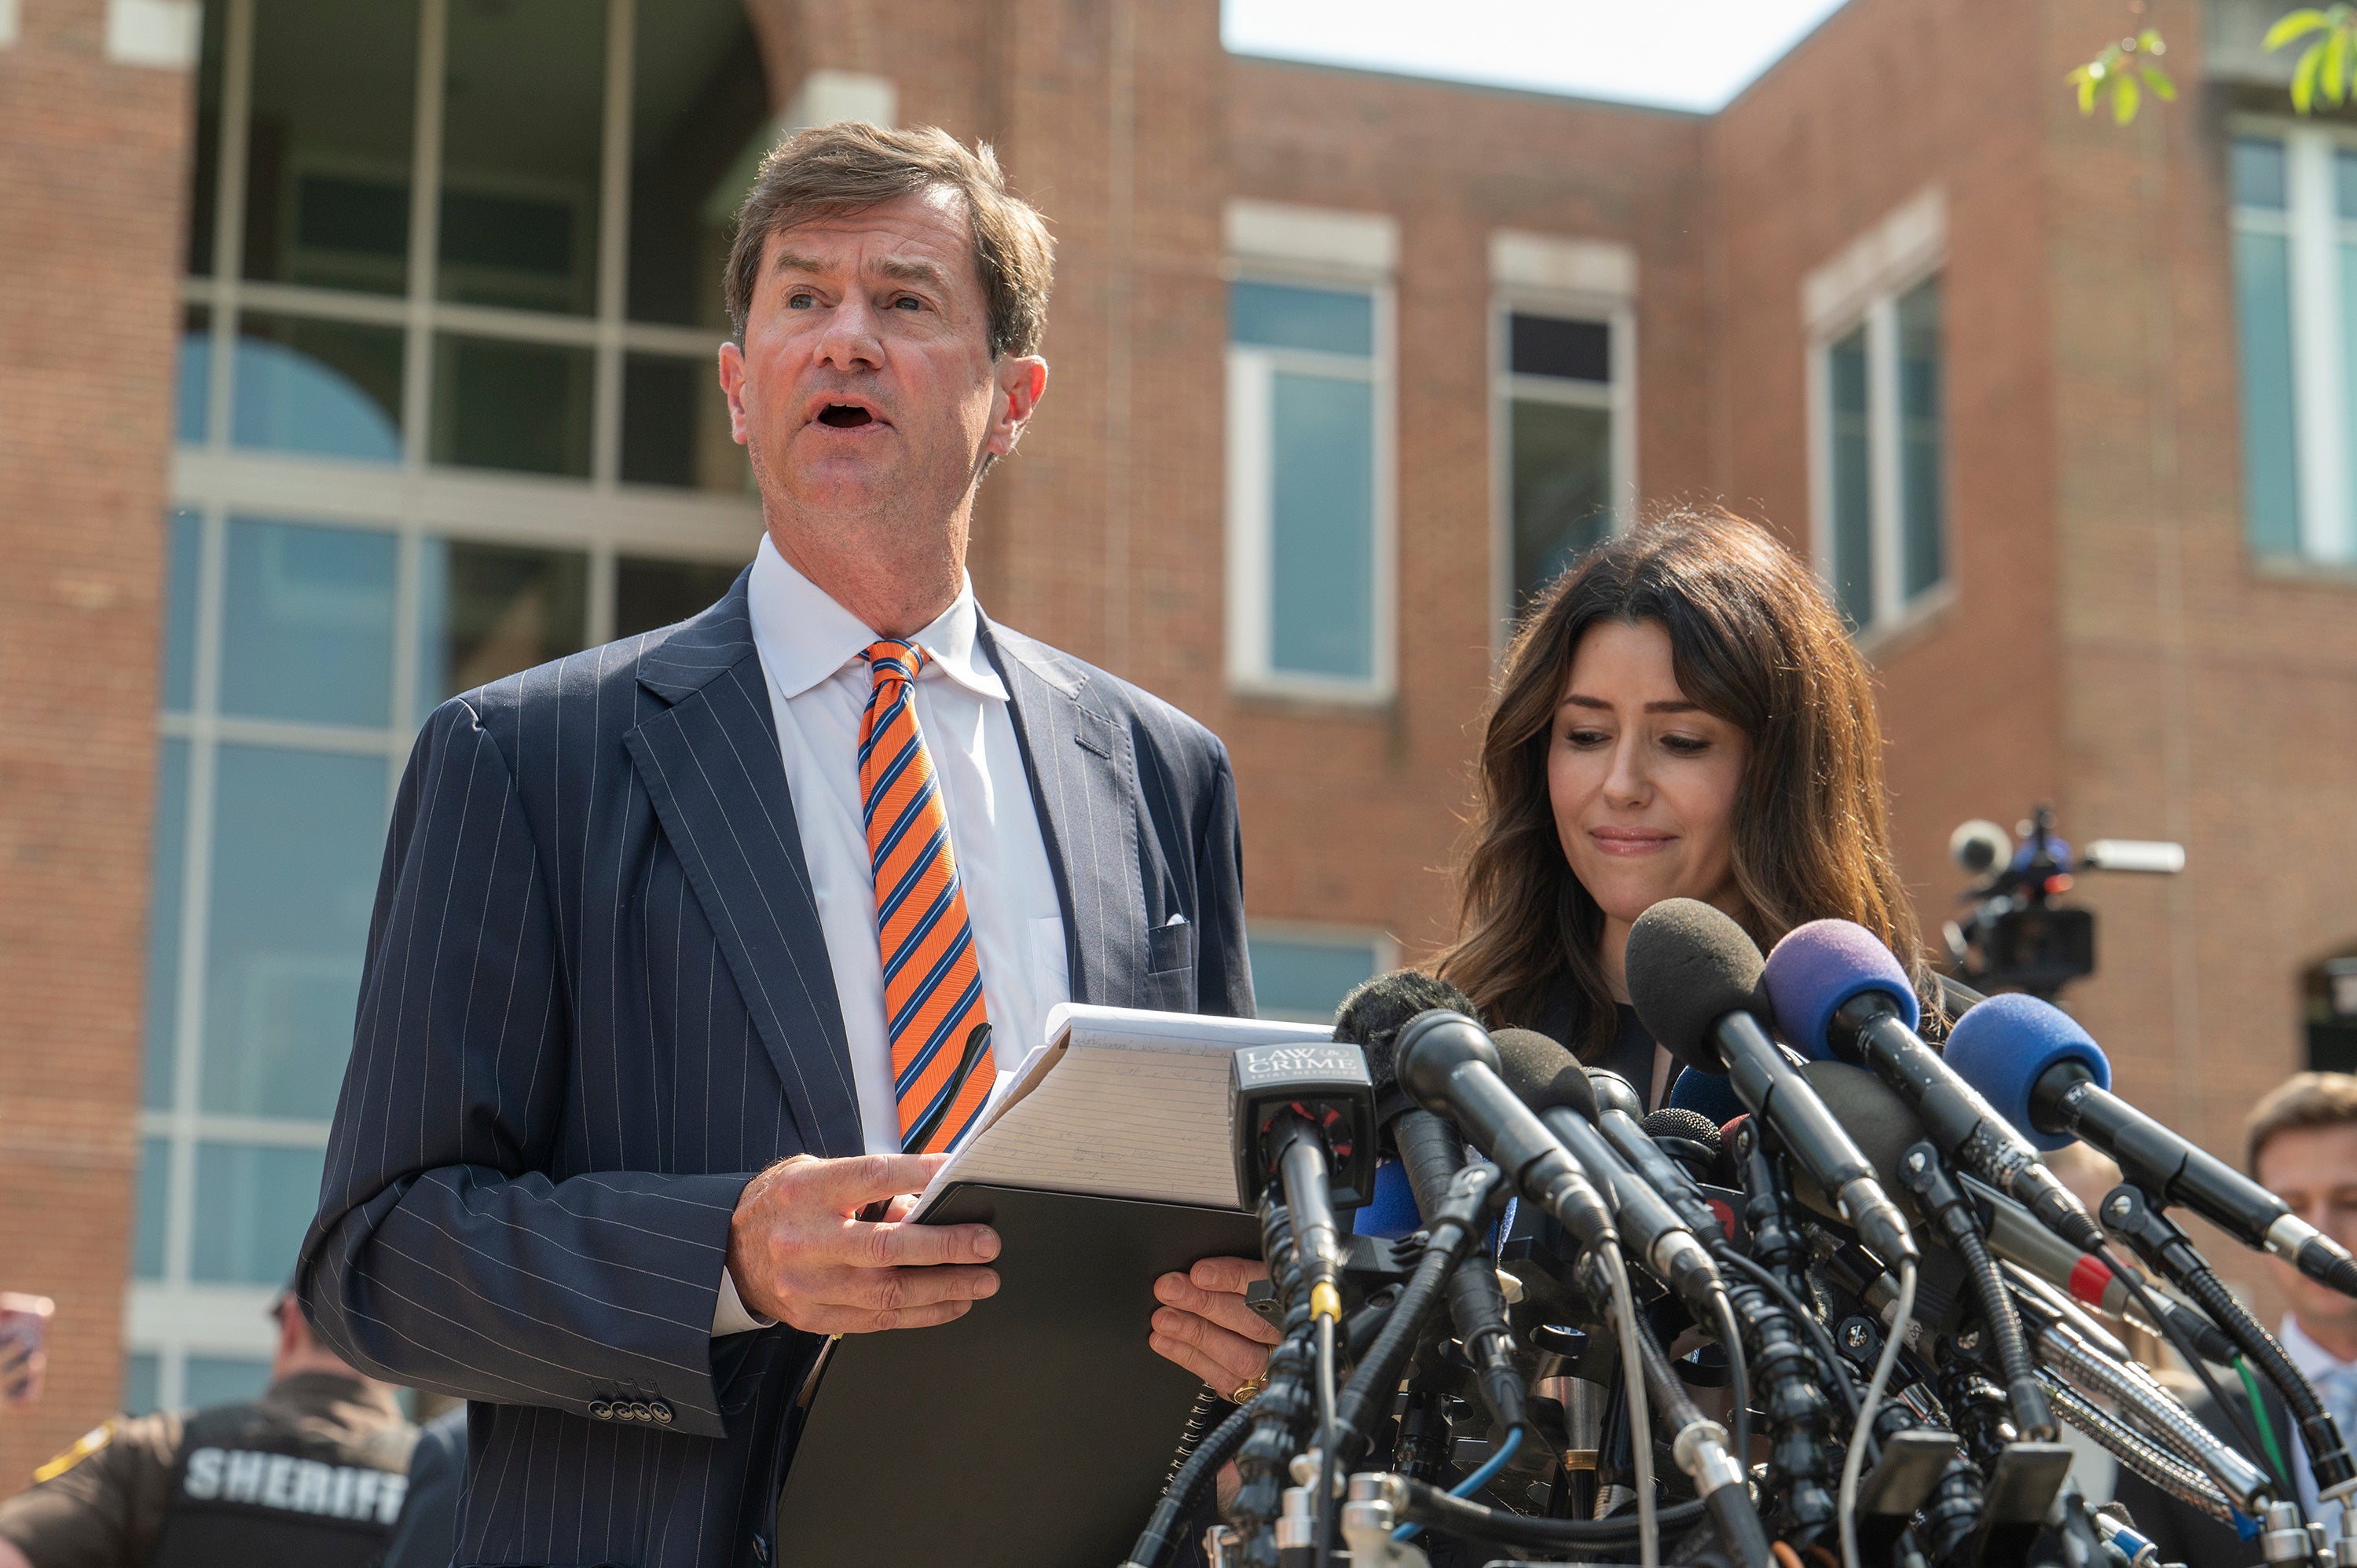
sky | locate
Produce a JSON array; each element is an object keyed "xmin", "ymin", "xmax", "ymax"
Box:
[{"xmin": 1220, "ymin": 0, "xmax": 1855, "ymax": 114}]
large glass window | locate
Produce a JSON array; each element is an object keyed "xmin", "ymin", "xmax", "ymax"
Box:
[
  {"xmin": 180, "ymin": 0, "xmax": 756, "ymax": 493},
  {"xmin": 146, "ymin": 0, "xmax": 767, "ymax": 1409},
  {"xmin": 1814, "ymin": 273, "xmax": 1947, "ymax": 634},
  {"xmin": 1226, "ymin": 279, "xmax": 1390, "ymax": 698},
  {"xmin": 1500, "ymin": 311, "xmax": 1622, "ymax": 616},
  {"xmin": 2231, "ymin": 128, "xmax": 2357, "ymax": 564},
  {"xmin": 1247, "ymin": 929, "xmax": 1391, "ymax": 1024}
]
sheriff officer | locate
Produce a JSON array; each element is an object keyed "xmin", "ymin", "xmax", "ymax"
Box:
[{"xmin": 0, "ymin": 1288, "xmax": 415, "ymax": 1567}]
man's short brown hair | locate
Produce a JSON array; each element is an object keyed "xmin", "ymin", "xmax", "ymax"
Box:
[
  {"xmin": 724, "ymin": 122, "xmax": 1054, "ymax": 358},
  {"xmin": 2245, "ymin": 1072, "xmax": 2357, "ymax": 1173}
]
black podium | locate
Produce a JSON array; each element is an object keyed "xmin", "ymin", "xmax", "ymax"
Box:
[{"xmin": 774, "ymin": 1183, "xmax": 1262, "ymax": 1567}]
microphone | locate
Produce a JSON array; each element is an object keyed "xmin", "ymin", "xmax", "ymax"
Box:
[
  {"xmin": 1624, "ymin": 899, "xmax": 1916, "ymax": 1269},
  {"xmin": 1760, "ymin": 918, "xmax": 2104, "ymax": 1255},
  {"xmin": 1795, "ymin": 1059, "xmax": 2242, "ymax": 1363},
  {"xmin": 1332, "ymin": 970, "xmax": 1481, "ymax": 1158},
  {"xmin": 1945, "ymin": 992, "xmax": 2357, "ymax": 1300},
  {"xmin": 1229, "ymin": 1041, "xmax": 1376, "ymax": 1326},
  {"xmin": 1396, "ymin": 1009, "xmax": 1618, "ymax": 1253},
  {"xmin": 1492, "ymin": 1029, "xmax": 1726, "ymax": 1321},
  {"xmin": 1332, "ymin": 973, "xmax": 1527, "ymax": 1444},
  {"xmin": 1640, "ymin": 1105, "xmax": 1731, "ymax": 1190}
]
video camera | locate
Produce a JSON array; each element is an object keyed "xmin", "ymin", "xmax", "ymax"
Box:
[{"xmin": 1942, "ymin": 803, "xmax": 2184, "ymax": 997}]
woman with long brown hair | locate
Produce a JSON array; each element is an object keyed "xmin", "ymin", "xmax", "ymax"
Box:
[{"xmin": 1438, "ymin": 506, "xmax": 1934, "ymax": 1108}]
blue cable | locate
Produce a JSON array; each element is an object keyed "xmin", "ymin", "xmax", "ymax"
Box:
[{"xmin": 1391, "ymin": 1425, "xmax": 1523, "ymax": 1541}]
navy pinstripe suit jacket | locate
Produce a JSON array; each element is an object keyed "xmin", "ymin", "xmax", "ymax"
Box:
[{"xmin": 297, "ymin": 570, "xmax": 1254, "ymax": 1568}]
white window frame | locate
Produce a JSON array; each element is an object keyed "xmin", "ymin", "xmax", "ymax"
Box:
[
  {"xmin": 138, "ymin": 0, "xmax": 769, "ymax": 1408},
  {"xmin": 1244, "ymin": 921, "xmax": 1402, "ymax": 1024},
  {"xmin": 1486, "ymin": 233, "xmax": 1637, "ymax": 643},
  {"xmin": 2234, "ymin": 117, "xmax": 2357, "ymax": 565},
  {"xmin": 1223, "ymin": 201, "xmax": 1398, "ymax": 705},
  {"xmin": 1803, "ymin": 189, "xmax": 1949, "ymax": 639}
]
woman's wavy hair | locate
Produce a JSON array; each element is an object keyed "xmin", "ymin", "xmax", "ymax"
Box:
[{"xmin": 1436, "ymin": 506, "xmax": 1932, "ymax": 1057}]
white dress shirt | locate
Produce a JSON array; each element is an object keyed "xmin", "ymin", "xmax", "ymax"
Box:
[
  {"xmin": 713, "ymin": 536, "xmax": 1070, "ymax": 1334},
  {"xmin": 2284, "ymin": 1313, "xmax": 2357, "ymax": 1533}
]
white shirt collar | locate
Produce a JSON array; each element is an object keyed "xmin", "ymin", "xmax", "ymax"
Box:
[
  {"xmin": 2282, "ymin": 1313, "xmax": 2355, "ymax": 1380},
  {"xmin": 746, "ymin": 533, "xmax": 1006, "ymax": 704}
]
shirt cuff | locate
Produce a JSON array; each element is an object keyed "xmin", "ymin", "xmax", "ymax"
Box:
[{"xmin": 713, "ymin": 1266, "xmax": 775, "ymax": 1337}]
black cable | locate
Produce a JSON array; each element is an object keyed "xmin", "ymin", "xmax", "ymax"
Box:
[
  {"xmin": 2176, "ymin": 1259, "xmax": 2354, "ymax": 1495},
  {"xmin": 2094, "ymin": 1189, "xmax": 2291, "ymax": 1488},
  {"xmin": 1710, "ymin": 1288, "xmax": 1752, "ymax": 1478},
  {"xmin": 1720, "ymin": 1248, "xmax": 1860, "ymax": 1422},
  {"xmin": 1231, "ymin": 1200, "xmax": 1311, "ymax": 1567},
  {"xmin": 1612, "ymin": 1284, "xmax": 1772, "ymax": 1568},
  {"xmin": 1329, "ymin": 1161, "xmax": 1499, "ymax": 1463},
  {"xmin": 1395, "ymin": 1479, "xmax": 1706, "ymax": 1547},
  {"xmin": 1313, "ymin": 1314, "xmax": 1337, "ymax": 1568},
  {"xmin": 1894, "ymin": 1140, "xmax": 2055, "ymax": 1441},
  {"xmin": 1119, "ymin": 1401, "xmax": 1257, "ymax": 1568}
]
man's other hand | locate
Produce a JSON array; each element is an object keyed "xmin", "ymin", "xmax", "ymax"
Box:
[
  {"xmin": 727, "ymin": 1154, "xmax": 1000, "ymax": 1334},
  {"xmin": 1149, "ymin": 1257, "xmax": 1280, "ymax": 1398}
]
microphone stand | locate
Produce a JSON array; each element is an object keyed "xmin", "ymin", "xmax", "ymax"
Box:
[
  {"xmin": 2101, "ymin": 1180, "xmax": 2357, "ymax": 1546},
  {"xmin": 1231, "ymin": 1199, "xmax": 1314, "ymax": 1568},
  {"xmin": 1728, "ymin": 1118, "xmax": 1843, "ymax": 1550}
]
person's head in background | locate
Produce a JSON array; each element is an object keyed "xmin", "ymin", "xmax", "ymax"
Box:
[
  {"xmin": 273, "ymin": 1291, "xmax": 382, "ymax": 1388},
  {"xmin": 2249, "ymin": 1073, "xmax": 2357, "ymax": 1361},
  {"xmin": 1439, "ymin": 507, "xmax": 1929, "ymax": 1061}
]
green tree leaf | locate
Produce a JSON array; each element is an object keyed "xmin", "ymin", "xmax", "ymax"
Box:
[
  {"xmin": 2114, "ymin": 72, "xmax": 2141, "ymax": 123},
  {"xmin": 2143, "ymin": 65, "xmax": 2178, "ymax": 100},
  {"xmin": 2266, "ymin": 8, "xmax": 2333, "ymax": 49},
  {"xmin": 2070, "ymin": 64, "xmax": 2099, "ymax": 115},
  {"xmin": 2295, "ymin": 39, "xmax": 2326, "ymax": 112},
  {"xmin": 2327, "ymin": 25, "xmax": 2352, "ymax": 103}
]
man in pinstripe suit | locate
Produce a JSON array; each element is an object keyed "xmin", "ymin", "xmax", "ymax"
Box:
[{"xmin": 298, "ymin": 123, "xmax": 1278, "ymax": 1566}]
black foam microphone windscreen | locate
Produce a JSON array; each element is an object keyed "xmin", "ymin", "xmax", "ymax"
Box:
[
  {"xmin": 1623, "ymin": 899, "xmax": 1769, "ymax": 1072},
  {"xmin": 1490, "ymin": 1028, "xmax": 1598, "ymax": 1120},
  {"xmin": 1332, "ymin": 970, "xmax": 1479, "ymax": 1120}
]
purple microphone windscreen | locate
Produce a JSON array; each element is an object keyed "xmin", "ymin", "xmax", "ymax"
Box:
[
  {"xmin": 1941, "ymin": 992, "xmax": 2111, "ymax": 1152},
  {"xmin": 1759, "ymin": 918, "xmax": 1919, "ymax": 1063}
]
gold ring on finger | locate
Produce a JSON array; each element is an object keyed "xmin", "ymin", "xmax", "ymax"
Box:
[{"xmin": 1229, "ymin": 1374, "xmax": 1267, "ymax": 1405}]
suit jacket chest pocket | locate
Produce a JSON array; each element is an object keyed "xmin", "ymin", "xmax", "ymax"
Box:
[{"xmin": 1141, "ymin": 918, "xmax": 1196, "ymax": 1012}]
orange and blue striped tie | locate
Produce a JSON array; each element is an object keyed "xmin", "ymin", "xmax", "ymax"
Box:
[{"xmin": 858, "ymin": 639, "xmax": 995, "ymax": 1154}]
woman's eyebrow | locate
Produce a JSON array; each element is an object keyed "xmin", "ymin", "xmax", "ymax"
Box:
[{"xmin": 1560, "ymin": 694, "xmax": 1702, "ymax": 713}]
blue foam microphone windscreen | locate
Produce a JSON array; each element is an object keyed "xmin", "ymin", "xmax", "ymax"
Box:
[
  {"xmin": 1759, "ymin": 918, "xmax": 1919, "ymax": 1062},
  {"xmin": 1941, "ymin": 992, "xmax": 2112, "ymax": 1152},
  {"xmin": 1666, "ymin": 1065, "xmax": 1747, "ymax": 1129}
]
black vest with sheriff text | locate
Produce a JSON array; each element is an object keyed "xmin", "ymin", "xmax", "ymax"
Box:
[{"xmin": 145, "ymin": 1377, "xmax": 415, "ymax": 1568}]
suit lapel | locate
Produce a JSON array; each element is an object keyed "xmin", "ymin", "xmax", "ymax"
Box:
[
  {"xmin": 981, "ymin": 617, "xmax": 1149, "ymax": 1009},
  {"xmin": 625, "ymin": 581, "xmax": 864, "ymax": 1160}
]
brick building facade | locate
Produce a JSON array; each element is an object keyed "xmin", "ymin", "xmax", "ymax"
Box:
[{"xmin": 1, "ymin": 0, "xmax": 2349, "ymax": 1490}]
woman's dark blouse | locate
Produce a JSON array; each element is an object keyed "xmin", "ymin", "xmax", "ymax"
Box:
[{"xmin": 1528, "ymin": 977, "xmax": 1663, "ymax": 1111}]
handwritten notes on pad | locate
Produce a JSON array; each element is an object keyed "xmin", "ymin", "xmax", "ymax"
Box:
[{"xmin": 911, "ymin": 1004, "xmax": 1336, "ymax": 1218}]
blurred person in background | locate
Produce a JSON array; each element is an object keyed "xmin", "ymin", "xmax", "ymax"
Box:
[
  {"xmin": 379, "ymin": 1404, "xmax": 464, "ymax": 1568},
  {"xmin": 0, "ymin": 1291, "xmax": 415, "ymax": 1568},
  {"xmin": 2111, "ymin": 1071, "xmax": 2357, "ymax": 1558}
]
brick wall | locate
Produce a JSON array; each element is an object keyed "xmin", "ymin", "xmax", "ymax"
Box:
[{"xmin": 0, "ymin": 0, "xmax": 186, "ymax": 1489}]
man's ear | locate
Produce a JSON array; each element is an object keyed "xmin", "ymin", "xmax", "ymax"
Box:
[
  {"xmin": 718, "ymin": 341, "xmax": 752, "ymax": 445},
  {"xmin": 984, "ymin": 356, "xmax": 1049, "ymax": 458}
]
